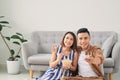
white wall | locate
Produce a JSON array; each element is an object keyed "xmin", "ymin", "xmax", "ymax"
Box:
[{"xmin": 0, "ymin": 0, "xmax": 120, "ymax": 64}]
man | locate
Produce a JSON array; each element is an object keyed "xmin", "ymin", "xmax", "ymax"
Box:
[
  {"xmin": 77, "ymin": 28, "xmax": 104, "ymax": 77},
  {"xmin": 62, "ymin": 28, "xmax": 105, "ymax": 80}
]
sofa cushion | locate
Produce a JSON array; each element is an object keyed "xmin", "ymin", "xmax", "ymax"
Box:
[
  {"xmin": 103, "ymin": 58, "xmax": 114, "ymax": 68},
  {"xmin": 101, "ymin": 35, "xmax": 115, "ymax": 57},
  {"xmin": 28, "ymin": 53, "xmax": 51, "ymax": 65}
]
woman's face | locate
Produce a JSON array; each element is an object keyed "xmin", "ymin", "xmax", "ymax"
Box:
[
  {"xmin": 77, "ymin": 32, "xmax": 90, "ymax": 50},
  {"xmin": 64, "ymin": 33, "xmax": 74, "ymax": 48}
]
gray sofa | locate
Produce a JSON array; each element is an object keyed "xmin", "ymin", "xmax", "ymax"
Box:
[{"xmin": 21, "ymin": 31, "xmax": 120, "ymax": 80}]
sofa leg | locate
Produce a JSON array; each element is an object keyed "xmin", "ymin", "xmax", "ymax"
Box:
[
  {"xmin": 30, "ymin": 69, "xmax": 34, "ymax": 79},
  {"xmin": 109, "ymin": 73, "xmax": 113, "ymax": 80}
]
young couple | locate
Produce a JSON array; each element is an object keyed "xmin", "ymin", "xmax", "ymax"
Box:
[{"xmin": 35, "ymin": 28, "xmax": 104, "ymax": 80}]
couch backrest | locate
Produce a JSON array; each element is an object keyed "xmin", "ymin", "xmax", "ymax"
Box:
[
  {"xmin": 31, "ymin": 31, "xmax": 67, "ymax": 53},
  {"xmin": 31, "ymin": 31, "xmax": 118, "ymax": 56},
  {"xmin": 90, "ymin": 31, "xmax": 117, "ymax": 47}
]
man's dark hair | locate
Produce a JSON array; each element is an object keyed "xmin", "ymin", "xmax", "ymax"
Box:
[{"xmin": 77, "ymin": 28, "xmax": 90, "ymax": 36}]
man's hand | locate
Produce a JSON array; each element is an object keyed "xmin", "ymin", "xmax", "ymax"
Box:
[{"xmin": 85, "ymin": 56, "xmax": 101, "ymax": 65}]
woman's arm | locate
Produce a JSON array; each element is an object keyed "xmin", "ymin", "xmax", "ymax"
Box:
[{"xmin": 49, "ymin": 45, "xmax": 63, "ymax": 68}]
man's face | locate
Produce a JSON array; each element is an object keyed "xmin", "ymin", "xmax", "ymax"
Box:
[{"xmin": 77, "ymin": 32, "xmax": 90, "ymax": 50}]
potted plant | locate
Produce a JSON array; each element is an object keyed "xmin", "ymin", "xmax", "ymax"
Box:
[{"xmin": 0, "ymin": 16, "xmax": 27, "ymax": 74}]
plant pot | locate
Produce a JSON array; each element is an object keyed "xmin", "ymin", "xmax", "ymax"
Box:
[{"xmin": 6, "ymin": 60, "xmax": 20, "ymax": 74}]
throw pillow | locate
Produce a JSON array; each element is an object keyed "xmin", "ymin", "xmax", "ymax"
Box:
[{"xmin": 101, "ymin": 35, "xmax": 115, "ymax": 57}]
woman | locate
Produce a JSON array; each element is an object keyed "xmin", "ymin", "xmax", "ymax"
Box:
[{"xmin": 36, "ymin": 31, "xmax": 78, "ymax": 80}]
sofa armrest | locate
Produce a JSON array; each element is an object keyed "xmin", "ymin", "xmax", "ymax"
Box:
[
  {"xmin": 111, "ymin": 42, "xmax": 120, "ymax": 73},
  {"xmin": 21, "ymin": 42, "xmax": 38, "ymax": 70}
]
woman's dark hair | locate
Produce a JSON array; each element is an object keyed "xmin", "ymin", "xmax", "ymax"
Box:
[
  {"xmin": 77, "ymin": 28, "xmax": 90, "ymax": 36},
  {"xmin": 61, "ymin": 31, "xmax": 77, "ymax": 51}
]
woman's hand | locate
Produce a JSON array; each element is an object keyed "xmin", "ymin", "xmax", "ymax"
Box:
[
  {"xmin": 62, "ymin": 59, "xmax": 72, "ymax": 70},
  {"xmin": 62, "ymin": 64, "xmax": 72, "ymax": 70},
  {"xmin": 51, "ymin": 45, "xmax": 58, "ymax": 54},
  {"xmin": 50, "ymin": 45, "xmax": 59, "ymax": 68},
  {"xmin": 56, "ymin": 53, "xmax": 63, "ymax": 62}
]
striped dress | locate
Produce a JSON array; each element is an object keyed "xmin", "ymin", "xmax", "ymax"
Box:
[{"xmin": 37, "ymin": 46, "xmax": 74, "ymax": 80}]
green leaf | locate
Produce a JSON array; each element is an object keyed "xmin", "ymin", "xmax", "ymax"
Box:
[
  {"xmin": 5, "ymin": 37, "xmax": 10, "ymax": 41},
  {"xmin": 13, "ymin": 41, "xmax": 20, "ymax": 45},
  {"xmin": 0, "ymin": 21, "xmax": 9, "ymax": 24},
  {"xmin": 15, "ymin": 55, "xmax": 20, "ymax": 58},
  {"xmin": 0, "ymin": 24, "xmax": 2, "ymax": 31},
  {"xmin": 23, "ymin": 39, "xmax": 27, "ymax": 42},
  {"xmin": 16, "ymin": 32, "xmax": 23, "ymax": 36},
  {"xmin": 11, "ymin": 35, "xmax": 27, "ymax": 43},
  {"xmin": 0, "ymin": 16, "xmax": 4, "ymax": 18},
  {"xmin": 7, "ymin": 57, "xmax": 15, "ymax": 61},
  {"xmin": 11, "ymin": 35, "xmax": 21, "ymax": 39},
  {"xmin": 10, "ymin": 49, "xmax": 15, "ymax": 56},
  {"xmin": 20, "ymin": 39, "xmax": 27, "ymax": 43}
]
